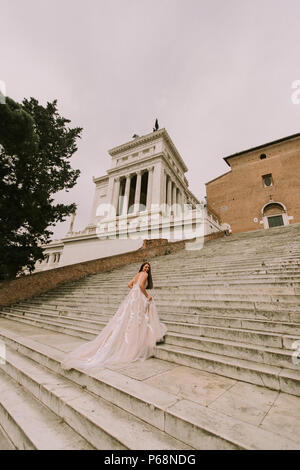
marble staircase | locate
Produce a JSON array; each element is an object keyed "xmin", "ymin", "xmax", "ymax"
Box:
[{"xmin": 1, "ymin": 223, "xmax": 300, "ymax": 449}]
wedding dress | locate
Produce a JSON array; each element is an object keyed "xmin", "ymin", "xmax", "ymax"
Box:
[{"xmin": 60, "ymin": 272, "xmax": 167, "ymax": 371}]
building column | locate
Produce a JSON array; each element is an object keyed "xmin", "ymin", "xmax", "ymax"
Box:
[
  {"xmin": 107, "ymin": 176, "xmax": 115, "ymax": 208},
  {"xmin": 167, "ymin": 176, "xmax": 172, "ymax": 214},
  {"xmin": 151, "ymin": 162, "xmax": 164, "ymax": 209},
  {"xmin": 122, "ymin": 173, "xmax": 131, "ymax": 215},
  {"xmin": 179, "ymin": 190, "xmax": 184, "ymax": 213},
  {"xmin": 112, "ymin": 176, "xmax": 120, "ymax": 216},
  {"xmin": 163, "ymin": 169, "xmax": 168, "ymax": 205},
  {"xmin": 134, "ymin": 170, "xmax": 142, "ymax": 213},
  {"xmin": 146, "ymin": 166, "xmax": 154, "ymax": 211},
  {"xmin": 172, "ymin": 184, "xmax": 177, "ymax": 215}
]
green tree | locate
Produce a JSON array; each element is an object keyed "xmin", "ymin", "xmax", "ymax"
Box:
[{"xmin": 0, "ymin": 96, "xmax": 82, "ymax": 280}]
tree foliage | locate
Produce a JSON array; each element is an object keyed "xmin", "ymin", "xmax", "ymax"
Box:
[{"xmin": 0, "ymin": 96, "xmax": 82, "ymax": 280}]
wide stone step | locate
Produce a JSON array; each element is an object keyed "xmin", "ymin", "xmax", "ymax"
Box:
[
  {"xmin": 7, "ymin": 299, "xmax": 300, "ymax": 322},
  {"xmin": 161, "ymin": 312, "xmax": 300, "ymax": 335},
  {"xmin": 76, "ymin": 270, "xmax": 300, "ymax": 282},
  {"xmin": 0, "ymin": 323, "xmax": 297, "ymax": 450},
  {"xmin": 26, "ymin": 294, "xmax": 300, "ymax": 313},
  {"xmin": 80, "ymin": 265, "xmax": 300, "ymax": 276},
  {"xmin": 47, "ymin": 273, "xmax": 300, "ymax": 289},
  {"xmin": 52, "ymin": 283, "xmax": 300, "ymax": 295},
  {"xmin": 1, "ymin": 347, "xmax": 191, "ymax": 450},
  {"xmin": 87, "ymin": 258, "xmax": 300, "ymax": 267},
  {"xmin": 163, "ymin": 332, "xmax": 298, "ymax": 370},
  {"xmin": 1, "ymin": 310, "xmax": 106, "ymax": 332},
  {"xmin": 164, "ymin": 321, "xmax": 299, "ymax": 350},
  {"xmin": 158, "ymin": 304, "xmax": 300, "ymax": 323},
  {"xmin": 39, "ymin": 291, "xmax": 300, "ymax": 305},
  {"xmin": 4, "ymin": 307, "xmax": 299, "ymax": 351},
  {"xmin": 0, "ymin": 370, "xmax": 94, "ymax": 450},
  {"xmin": 0, "ymin": 312, "xmax": 95, "ymax": 341},
  {"xmin": 2, "ymin": 311, "xmax": 299, "ymax": 371},
  {"xmin": 4, "ymin": 305, "xmax": 300, "ymax": 335},
  {"xmin": 154, "ymin": 344, "xmax": 300, "ymax": 398},
  {"xmin": 62, "ymin": 276, "xmax": 300, "ymax": 291}
]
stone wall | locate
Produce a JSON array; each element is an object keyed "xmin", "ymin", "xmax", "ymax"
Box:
[{"xmin": 0, "ymin": 232, "xmax": 225, "ymax": 308}]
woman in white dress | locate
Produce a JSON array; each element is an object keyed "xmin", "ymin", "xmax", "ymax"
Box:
[{"xmin": 60, "ymin": 262, "xmax": 167, "ymax": 371}]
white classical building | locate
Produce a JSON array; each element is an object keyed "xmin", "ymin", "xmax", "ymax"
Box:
[{"xmin": 35, "ymin": 128, "xmax": 221, "ymax": 271}]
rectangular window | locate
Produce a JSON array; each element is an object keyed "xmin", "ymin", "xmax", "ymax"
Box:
[{"xmin": 268, "ymin": 215, "xmax": 284, "ymax": 227}]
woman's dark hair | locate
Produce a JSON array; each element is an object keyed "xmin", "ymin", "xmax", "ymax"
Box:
[{"xmin": 139, "ymin": 261, "xmax": 153, "ymax": 289}]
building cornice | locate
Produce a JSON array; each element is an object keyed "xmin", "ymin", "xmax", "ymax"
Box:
[
  {"xmin": 223, "ymin": 132, "xmax": 300, "ymax": 167},
  {"xmin": 93, "ymin": 174, "xmax": 109, "ymax": 184},
  {"xmin": 205, "ymin": 170, "xmax": 232, "ymax": 186},
  {"xmin": 40, "ymin": 240, "xmax": 64, "ymax": 249},
  {"xmin": 106, "ymin": 152, "xmax": 162, "ymax": 177},
  {"xmin": 92, "ymin": 152, "xmax": 199, "ymax": 203},
  {"xmin": 108, "ymin": 128, "xmax": 188, "ymax": 173}
]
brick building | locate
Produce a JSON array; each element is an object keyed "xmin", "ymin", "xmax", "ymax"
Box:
[{"xmin": 206, "ymin": 133, "xmax": 300, "ymax": 234}]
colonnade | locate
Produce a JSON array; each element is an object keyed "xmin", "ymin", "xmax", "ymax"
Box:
[
  {"xmin": 110, "ymin": 166, "xmax": 154, "ymax": 216},
  {"xmin": 109, "ymin": 165, "xmax": 188, "ymax": 217}
]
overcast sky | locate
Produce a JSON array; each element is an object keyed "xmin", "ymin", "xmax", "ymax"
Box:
[{"xmin": 1, "ymin": 0, "xmax": 300, "ymax": 240}]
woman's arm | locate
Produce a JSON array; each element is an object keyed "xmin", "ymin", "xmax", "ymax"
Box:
[
  {"xmin": 139, "ymin": 272, "xmax": 152, "ymax": 300},
  {"xmin": 128, "ymin": 272, "xmax": 139, "ymax": 289}
]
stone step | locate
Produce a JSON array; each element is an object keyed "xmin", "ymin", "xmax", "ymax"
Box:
[
  {"xmin": 160, "ymin": 312, "xmax": 300, "ymax": 335},
  {"xmin": 155, "ymin": 344, "xmax": 300, "ymax": 398},
  {"xmin": 51, "ymin": 283, "xmax": 300, "ymax": 295},
  {"xmin": 38, "ymin": 291, "xmax": 300, "ymax": 305},
  {"xmin": 4, "ymin": 304, "xmax": 300, "ymax": 335},
  {"xmin": 73, "ymin": 258, "xmax": 300, "ymax": 270},
  {"xmin": 164, "ymin": 322, "xmax": 299, "ymax": 350},
  {"xmin": 67, "ymin": 276, "xmax": 300, "ymax": 289},
  {"xmin": 157, "ymin": 304, "xmax": 300, "ymax": 323},
  {"xmin": 83, "ymin": 256, "xmax": 300, "ymax": 266},
  {"xmin": 85, "ymin": 259, "xmax": 300, "ymax": 269},
  {"xmin": 0, "ymin": 323, "xmax": 297, "ymax": 450},
  {"xmin": 24, "ymin": 297, "xmax": 300, "ymax": 316},
  {"xmin": 27, "ymin": 288, "xmax": 300, "ymax": 305},
  {"xmin": 33, "ymin": 285, "xmax": 300, "ymax": 304},
  {"xmin": 1, "ymin": 310, "xmax": 106, "ymax": 333},
  {"xmin": 46, "ymin": 271, "xmax": 300, "ymax": 284},
  {"xmin": 50, "ymin": 271, "xmax": 300, "ymax": 284},
  {"xmin": 0, "ymin": 370, "xmax": 94, "ymax": 450},
  {"xmin": 4, "ymin": 306, "xmax": 300, "ymax": 351},
  {"xmin": 1, "ymin": 346, "xmax": 192, "ymax": 450},
  {"xmin": 2, "ymin": 310, "xmax": 299, "ymax": 371},
  {"xmin": 75, "ymin": 269, "xmax": 300, "ymax": 281},
  {"xmin": 73, "ymin": 268, "xmax": 300, "ymax": 279},
  {"xmin": 0, "ymin": 312, "xmax": 95, "ymax": 341},
  {"xmin": 8, "ymin": 299, "xmax": 300, "ymax": 322},
  {"xmin": 163, "ymin": 332, "xmax": 298, "ymax": 370}
]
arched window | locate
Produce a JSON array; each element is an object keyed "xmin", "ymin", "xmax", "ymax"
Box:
[{"xmin": 262, "ymin": 202, "xmax": 286, "ymax": 228}]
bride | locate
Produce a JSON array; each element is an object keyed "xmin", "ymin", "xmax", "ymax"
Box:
[{"xmin": 60, "ymin": 262, "xmax": 167, "ymax": 371}]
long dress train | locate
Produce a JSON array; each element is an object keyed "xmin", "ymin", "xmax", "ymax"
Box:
[{"xmin": 60, "ymin": 272, "xmax": 167, "ymax": 371}]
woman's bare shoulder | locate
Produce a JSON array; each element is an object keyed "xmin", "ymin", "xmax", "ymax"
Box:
[{"xmin": 133, "ymin": 271, "xmax": 146, "ymax": 282}]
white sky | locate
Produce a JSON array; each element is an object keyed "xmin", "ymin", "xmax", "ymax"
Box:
[{"xmin": 1, "ymin": 0, "xmax": 300, "ymax": 239}]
